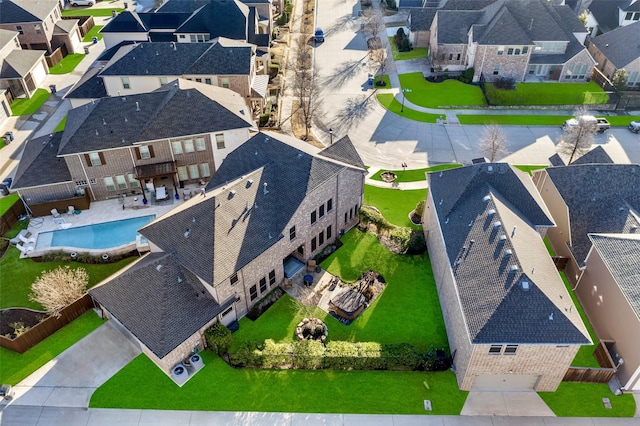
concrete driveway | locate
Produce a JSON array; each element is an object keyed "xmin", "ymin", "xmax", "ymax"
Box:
[
  {"xmin": 461, "ymin": 390, "xmax": 555, "ymax": 417},
  {"xmin": 1, "ymin": 321, "xmax": 140, "ymax": 408}
]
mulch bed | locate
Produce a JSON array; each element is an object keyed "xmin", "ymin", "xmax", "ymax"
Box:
[{"xmin": 1, "ymin": 308, "xmax": 48, "ymax": 338}]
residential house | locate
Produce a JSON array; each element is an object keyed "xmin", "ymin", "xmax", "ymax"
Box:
[
  {"xmin": 548, "ymin": 145, "xmax": 614, "ymax": 167},
  {"xmin": 100, "ymin": 0, "xmax": 270, "ymax": 50},
  {"xmin": 587, "ymin": 21, "xmax": 640, "ymax": 88},
  {"xmin": 90, "ymin": 131, "xmax": 366, "ymax": 375},
  {"xmin": 10, "ymin": 79, "xmax": 255, "ymax": 204},
  {"xmin": 98, "ymin": 39, "xmax": 269, "ymax": 114},
  {"xmin": 63, "ymin": 66, "xmax": 107, "ymax": 108},
  {"xmin": 424, "ymin": 163, "xmax": 591, "ymax": 391},
  {"xmin": 419, "ymin": 0, "xmax": 595, "ymax": 82},
  {"xmin": 531, "ymin": 163, "xmax": 640, "ymax": 391},
  {"xmin": 0, "ymin": 0, "xmax": 81, "ymax": 55},
  {"xmin": 0, "ymin": 28, "xmax": 49, "ymax": 101},
  {"xmin": 582, "ymin": 0, "xmax": 640, "ymax": 36}
]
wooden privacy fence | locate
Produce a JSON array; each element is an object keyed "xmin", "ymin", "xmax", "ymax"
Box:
[
  {"xmin": 0, "ymin": 294, "xmax": 94, "ymax": 354},
  {"xmin": 563, "ymin": 341, "xmax": 617, "ymax": 384},
  {"xmin": 28, "ymin": 192, "xmax": 91, "ymax": 217},
  {"xmin": 45, "ymin": 46, "xmax": 65, "ymax": 68},
  {"xmin": 0, "ymin": 196, "xmax": 26, "ymax": 236}
]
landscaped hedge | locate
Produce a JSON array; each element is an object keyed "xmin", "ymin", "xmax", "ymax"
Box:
[
  {"xmin": 359, "ymin": 205, "xmax": 426, "ymax": 254},
  {"xmin": 246, "ymin": 286, "xmax": 284, "ymax": 320},
  {"xmin": 228, "ymin": 339, "xmax": 451, "ymax": 371}
]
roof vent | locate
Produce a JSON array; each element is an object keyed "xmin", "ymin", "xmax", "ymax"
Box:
[
  {"xmin": 439, "ymin": 199, "xmax": 443, "ymax": 205},
  {"xmin": 184, "ymin": 228, "xmax": 191, "ymax": 238},
  {"xmin": 549, "ymin": 313, "xmax": 554, "ymax": 321},
  {"xmin": 619, "ymin": 207, "xmax": 625, "ymax": 211},
  {"xmin": 121, "ymin": 138, "xmax": 125, "ymax": 144},
  {"xmin": 124, "ymin": 116, "xmax": 128, "ymax": 123},
  {"xmin": 468, "ymin": 220, "xmax": 474, "ymax": 227},
  {"xmin": 493, "ymin": 221, "xmax": 502, "ymax": 229},
  {"xmin": 103, "ymin": 118, "xmax": 107, "ymax": 126},
  {"xmin": 156, "ymin": 264, "xmax": 163, "ymax": 271},
  {"xmin": 135, "ymin": 102, "xmax": 140, "ymax": 111},
  {"xmin": 264, "ymin": 137, "xmax": 270, "ymax": 143},
  {"xmin": 268, "ymin": 232, "xmax": 272, "ymax": 239},
  {"xmin": 121, "ymin": 97, "xmax": 126, "ymax": 102},
  {"xmin": 521, "ymin": 280, "xmax": 530, "ymax": 291},
  {"xmin": 488, "ymin": 209, "xmax": 496, "ymax": 216},
  {"xmin": 192, "ymin": 217, "xmax": 196, "ymax": 223},
  {"xmin": 445, "ymin": 217, "xmax": 449, "ymax": 224},
  {"xmin": 297, "ymin": 153, "xmax": 303, "ymax": 159},
  {"xmin": 487, "ymin": 165, "xmax": 493, "ymax": 172},
  {"xmin": 177, "ymin": 276, "xmax": 183, "ymax": 283},
  {"xmin": 499, "ymin": 234, "xmax": 507, "ymax": 241},
  {"xmin": 511, "ymin": 226, "xmax": 517, "ymax": 237},
  {"xmin": 483, "ymin": 195, "xmax": 491, "ymax": 202},
  {"xmin": 247, "ymin": 179, "xmax": 253, "ymax": 186},
  {"xmin": 171, "ymin": 41, "xmax": 177, "ymax": 51},
  {"xmin": 631, "ymin": 225, "xmax": 638, "ymax": 232},
  {"xmin": 510, "ymin": 265, "xmax": 519, "ymax": 272},
  {"xmin": 255, "ymin": 150, "xmax": 258, "ymax": 156},
  {"xmin": 263, "ymin": 182, "xmax": 269, "ymax": 195},
  {"xmin": 229, "ymin": 190, "xmax": 236, "ymax": 198},
  {"xmin": 455, "ymin": 259, "xmax": 461, "ymax": 266},
  {"xmin": 505, "ymin": 249, "xmax": 513, "ymax": 256},
  {"xmin": 156, "ymin": 51, "xmax": 159, "ymax": 56},
  {"xmin": 95, "ymin": 129, "xmax": 99, "ymax": 136},
  {"xmin": 254, "ymin": 202, "xmax": 258, "ymax": 209},
  {"xmin": 439, "ymin": 171, "xmax": 443, "ymax": 177}
]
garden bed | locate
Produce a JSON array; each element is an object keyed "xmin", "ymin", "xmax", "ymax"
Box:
[{"xmin": 0, "ymin": 308, "xmax": 47, "ymax": 338}]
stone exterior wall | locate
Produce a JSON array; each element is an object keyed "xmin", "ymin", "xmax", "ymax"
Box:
[
  {"xmin": 472, "ymin": 45, "xmax": 530, "ymax": 82},
  {"xmin": 410, "ymin": 30, "xmax": 430, "ymax": 49},
  {"xmin": 559, "ymin": 49, "xmax": 595, "ymax": 82}
]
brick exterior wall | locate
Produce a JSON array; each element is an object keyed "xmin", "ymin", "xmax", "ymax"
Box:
[
  {"xmin": 559, "ymin": 49, "xmax": 595, "ymax": 82},
  {"xmin": 0, "ymin": 5, "xmax": 61, "ymax": 53},
  {"xmin": 472, "ymin": 45, "xmax": 531, "ymax": 82}
]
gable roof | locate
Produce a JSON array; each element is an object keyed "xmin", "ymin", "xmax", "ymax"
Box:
[
  {"xmin": 64, "ymin": 66, "xmax": 107, "ymax": 100},
  {"xmin": 0, "ymin": 49, "xmax": 46, "ymax": 79},
  {"xmin": 100, "ymin": 11, "xmax": 149, "ymax": 33},
  {"xmin": 89, "ymin": 252, "xmax": 233, "ymax": 359},
  {"xmin": 155, "ymin": 0, "xmax": 211, "ymax": 13},
  {"xmin": 11, "ymin": 133, "xmax": 72, "ymax": 190},
  {"xmin": 140, "ymin": 132, "xmax": 365, "ymax": 285},
  {"xmin": 549, "ymin": 145, "xmax": 614, "ymax": 167},
  {"xmin": 174, "ymin": 0, "xmax": 250, "ymax": 41},
  {"xmin": 0, "ymin": 28, "xmax": 18, "ymax": 49},
  {"xmin": 318, "ymin": 135, "xmax": 366, "ymax": 169},
  {"xmin": 408, "ymin": 8, "xmax": 437, "ymax": 31},
  {"xmin": 544, "ymin": 164, "xmax": 640, "ymax": 266},
  {"xmin": 589, "ymin": 233, "xmax": 640, "ymax": 320},
  {"xmin": 0, "ymin": 0, "xmax": 57, "ymax": 24},
  {"xmin": 591, "ymin": 21, "xmax": 640, "ymax": 68},
  {"xmin": 429, "ymin": 163, "xmax": 590, "ymax": 345},
  {"xmin": 588, "ymin": 0, "xmax": 634, "ymax": 34},
  {"xmin": 58, "ymin": 79, "xmax": 253, "ymax": 156}
]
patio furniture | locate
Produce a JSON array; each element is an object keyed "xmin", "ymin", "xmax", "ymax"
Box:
[
  {"xmin": 304, "ymin": 274, "xmax": 313, "ymax": 286},
  {"xmin": 307, "ymin": 259, "xmax": 316, "ymax": 272},
  {"xmin": 9, "ymin": 229, "xmax": 29, "ymax": 245},
  {"xmin": 18, "ymin": 233, "xmax": 36, "ymax": 245},
  {"xmin": 156, "ymin": 185, "xmax": 168, "ymax": 201},
  {"xmin": 51, "ymin": 208, "xmax": 61, "ymax": 218},
  {"xmin": 16, "ymin": 243, "xmax": 34, "ymax": 255},
  {"xmin": 67, "ymin": 206, "xmax": 75, "ymax": 216}
]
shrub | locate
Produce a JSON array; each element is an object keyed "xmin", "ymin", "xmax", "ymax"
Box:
[
  {"xmin": 261, "ymin": 339, "xmax": 291, "ymax": 368},
  {"xmin": 415, "ymin": 200, "xmax": 425, "ymax": 217},
  {"xmin": 268, "ymin": 63, "xmax": 280, "ymax": 79},
  {"xmin": 30, "ymin": 265, "xmax": 88, "ymax": 316},
  {"xmin": 229, "ymin": 341, "xmax": 264, "ymax": 367},
  {"xmin": 494, "ymin": 77, "xmax": 515, "ymax": 90},
  {"xmin": 292, "ymin": 340, "xmax": 324, "ymax": 369},
  {"xmin": 400, "ymin": 36, "xmax": 410, "ymax": 52},
  {"xmin": 406, "ymin": 230, "xmax": 426, "ymax": 254},
  {"xmin": 276, "ymin": 12, "xmax": 289, "ymax": 25},
  {"xmin": 205, "ymin": 321, "xmax": 234, "ymax": 356},
  {"xmin": 246, "ymin": 286, "xmax": 284, "ymax": 320}
]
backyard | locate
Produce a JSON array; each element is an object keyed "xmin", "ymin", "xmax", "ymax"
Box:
[
  {"xmin": 10, "ymin": 89, "xmax": 50, "ymax": 116},
  {"xmin": 48, "ymin": 53, "xmax": 85, "ymax": 75},
  {"xmin": 388, "ymin": 38, "xmax": 428, "ymax": 61}
]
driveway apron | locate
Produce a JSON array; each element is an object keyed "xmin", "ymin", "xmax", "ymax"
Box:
[{"xmin": 460, "ymin": 390, "xmax": 555, "ymax": 417}]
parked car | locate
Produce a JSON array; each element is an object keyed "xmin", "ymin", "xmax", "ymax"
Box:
[
  {"xmin": 314, "ymin": 28, "xmax": 325, "ymax": 43},
  {"xmin": 629, "ymin": 121, "xmax": 640, "ymax": 133},
  {"xmin": 563, "ymin": 115, "xmax": 610, "ymax": 133},
  {"xmin": 70, "ymin": 0, "xmax": 94, "ymax": 6}
]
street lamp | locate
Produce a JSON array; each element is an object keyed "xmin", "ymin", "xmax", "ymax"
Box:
[
  {"xmin": 329, "ymin": 128, "xmax": 333, "ymax": 144},
  {"xmin": 401, "ymin": 88, "xmax": 412, "ymax": 112}
]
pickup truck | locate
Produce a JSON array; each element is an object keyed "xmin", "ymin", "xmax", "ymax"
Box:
[{"xmin": 563, "ymin": 115, "xmax": 610, "ymax": 133}]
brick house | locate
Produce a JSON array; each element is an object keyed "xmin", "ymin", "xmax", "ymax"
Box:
[
  {"xmin": 587, "ymin": 21, "xmax": 640, "ymax": 89},
  {"xmin": 90, "ymin": 132, "xmax": 366, "ymax": 375},
  {"xmin": 416, "ymin": 0, "xmax": 595, "ymax": 82},
  {"xmin": 532, "ymin": 164, "xmax": 640, "ymax": 391},
  {"xmin": 424, "ymin": 163, "xmax": 590, "ymax": 391},
  {"xmin": 10, "ymin": 79, "xmax": 255, "ymax": 204},
  {"xmin": 583, "ymin": 0, "xmax": 640, "ymax": 36},
  {"xmin": 0, "ymin": 0, "xmax": 81, "ymax": 55},
  {"xmin": 0, "ymin": 28, "xmax": 50, "ymax": 100}
]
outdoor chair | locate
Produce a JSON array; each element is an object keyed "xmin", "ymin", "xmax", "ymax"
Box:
[
  {"xmin": 307, "ymin": 259, "xmax": 317, "ymax": 272},
  {"xmin": 9, "ymin": 229, "xmax": 29, "ymax": 245},
  {"xmin": 16, "ymin": 243, "xmax": 34, "ymax": 255},
  {"xmin": 18, "ymin": 233, "xmax": 36, "ymax": 245},
  {"xmin": 51, "ymin": 208, "xmax": 61, "ymax": 218},
  {"xmin": 67, "ymin": 206, "xmax": 75, "ymax": 216}
]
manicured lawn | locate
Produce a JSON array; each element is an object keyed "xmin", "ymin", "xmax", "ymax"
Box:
[
  {"xmin": 374, "ymin": 74, "xmax": 391, "ymax": 88},
  {"xmin": 539, "ymin": 382, "xmax": 635, "ymax": 417},
  {"xmin": 82, "ymin": 25, "xmax": 103, "ymax": 42},
  {"xmin": 54, "ymin": 116, "xmax": 67, "ymax": 132},
  {"xmin": 370, "ymin": 164, "xmax": 462, "ymax": 182},
  {"xmin": 0, "ymin": 140, "xmax": 5, "ymax": 149},
  {"xmin": 485, "ymin": 81, "xmax": 608, "ymax": 106},
  {"xmin": 607, "ymin": 115, "xmax": 640, "ymax": 126},
  {"xmin": 0, "ymin": 193, "xmax": 19, "ymax": 215},
  {"xmin": 91, "ymin": 352, "xmax": 466, "ymax": 414},
  {"xmin": 388, "ymin": 38, "xmax": 428, "ymax": 61},
  {"xmin": 0, "ymin": 245, "xmax": 138, "ymax": 309},
  {"xmin": 399, "ymin": 73, "xmax": 487, "ymax": 108},
  {"xmin": 10, "ymin": 89, "xmax": 49, "ymax": 116},
  {"xmin": 49, "ymin": 53, "xmax": 85, "ymax": 74},
  {"xmin": 376, "ymin": 93, "xmax": 441, "ymax": 123},
  {"xmin": 513, "ymin": 165, "xmax": 547, "ymax": 175},
  {"xmin": 364, "ymin": 185, "xmax": 425, "ymax": 229},
  {"xmin": 458, "ymin": 114, "xmax": 640, "ymax": 126},
  {"xmin": 62, "ymin": 8, "xmax": 124, "ymax": 17},
  {"xmin": 0, "ymin": 311, "xmax": 104, "ymax": 385}
]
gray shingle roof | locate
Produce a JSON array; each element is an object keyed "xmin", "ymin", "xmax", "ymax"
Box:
[
  {"xmin": 588, "ymin": 0, "xmax": 633, "ymax": 34},
  {"xmin": 156, "ymin": 0, "xmax": 210, "ymax": 13},
  {"xmin": 11, "ymin": 133, "xmax": 72, "ymax": 190},
  {"xmin": 64, "ymin": 66, "xmax": 107, "ymax": 100},
  {"xmin": 58, "ymin": 80, "xmax": 253, "ymax": 156},
  {"xmin": 100, "ymin": 11, "xmax": 148, "ymax": 33},
  {"xmin": 589, "ymin": 234, "xmax": 640, "ymax": 320},
  {"xmin": 175, "ymin": 0, "xmax": 250, "ymax": 41},
  {"xmin": 140, "ymin": 132, "xmax": 365, "ymax": 285},
  {"xmin": 429, "ymin": 163, "xmax": 590, "ymax": 344},
  {"xmin": 591, "ymin": 21, "xmax": 640, "ymax": 69},
  {"xmin": 0, "ymin": 50, "xmax": 46, "ymax": 79},
  {"xmin": 318, "ymin": 135, "xmax": 366, "ymax": 169},
  {"xmin": 89, "ymin": 252, "xmax": 232, "ymax": 359},
  {"xmin": 408, "ymin": 8, "xmax": 437, "ymax": 31},
  {"xmin": 100, "ymin": 40, "xmax": 253, "ymax": 77},
  {"xmin": 0, "ymin": 28, "xmax": 18, "ymax": 48},
  {"xmin": 545, "ymin": 164, "xmax": 640, "ymax": 267},
  {"xmin": 571, "ymin": 145, "xmax": 614, "ymax": 165},
  {"xmin": 437, "ymin": 11, "xmax": 482, "ymax": 44},
  {"xmin": 0, "ymin": 0, "xmax": 57, "ymax": 24}
]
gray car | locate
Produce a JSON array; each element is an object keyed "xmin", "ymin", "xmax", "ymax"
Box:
[{"xmin": 629, "ymin": 121, "xmax": 640, "ymax": 133}]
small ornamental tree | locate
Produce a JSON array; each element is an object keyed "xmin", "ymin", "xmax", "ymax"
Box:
[
  {"xmin": 30, "ymin": 266, "xmax": 88, "ymax": 317},
  {"xmin": 205, "ymin": 321, "xmax": 233, "ymax": 356}
]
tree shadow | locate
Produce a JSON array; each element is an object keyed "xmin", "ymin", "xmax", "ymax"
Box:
[
  {"xmin": 321, "ymin": 55, "xmax": 370, "ymax": 89},
  {"xmin": 323, "ymin": 13, "xmax": 358, "ymax": 37},
  {"xmin": 329, "ymin": 92, "xmax": 378, "ymax": 134}
]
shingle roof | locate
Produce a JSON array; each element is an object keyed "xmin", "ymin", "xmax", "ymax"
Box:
[
  {"xmin": 140, "ymin": 132, "xmax": 365, "ymax": 285},
  {"xmin": 590, "ymin": 21, "xmax": 640, "ymax": 69},
  {"xmin": 100, "ymin": 40, "xmax": 253, "ymax": 77},
  {"xmin": 571, "ymin": 145, "xmax": 614, "ymax": 165},
  {"xmin": 588, "ymin": 0, "xmax": 633, "ymax": 34},
  {"xmin": 408, "ymin": 8, "xmax": 437, "ymax": 31},
  {"xmin": 544, "ymin": 164, "xmax": 640, "ymax": 266},
  {"xmin": 0, "ymin": 49, "xmax": 46, "ymax": 79},
  {"xmin": 100, "ymin": 11, "xmax": 148, "ymax": 33},
  {"xmin": 318, "ymin": 135, "xmax": 366, "ymax": 169},
  {"xmin": 155, "ymin": 0, "xmax": 210, "ymax": 13},
  {"xmin": 589, "ymin": 234, "xmax": 640, "ymax": 320},
  {"xmin": 58, "ymin": 79, "xmax": 253, "ymax": 156},
  {"xmin": 64, "ymin": 66, "xmax": 107, "ymax": 100},
  {"xmin": 175, "ymin": 0, "xmax": 250, "ymax": 41},
  {"xmin": 89, "ymin": 252, "xmax": 233, "ymax": 358},
  {"xmin": 429, "ymin": 163, "xmax": 590, "ymax": 344},
  {"xmin": 11, "ymin": 133, "xmax": 72, "ymax": 190},
  {"xmin": 0, "ymin": 0, "xmax": 57, "ymax": 24},
  {"xmin": 0, "ymin": 28, "xmax": 18, "ymax": 48},
  {"xmin": 437, "ymin": 11, "xmax": 482, "ymax": 44}
]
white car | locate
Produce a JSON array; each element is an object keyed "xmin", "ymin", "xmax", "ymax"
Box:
[
  {"xmin": 70, "ymin": 0, "xmax": 94, "ymax": 6},
  {"xmin": 629, "ymin": 121, "xmax": 640, "ymax": 134}
]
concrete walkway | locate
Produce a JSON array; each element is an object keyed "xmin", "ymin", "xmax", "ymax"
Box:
[{"xmin": 461, "ymin": 391, "xmax": 555, "ymax": 417}]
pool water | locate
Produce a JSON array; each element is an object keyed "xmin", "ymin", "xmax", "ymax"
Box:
[{"xmin": 36, "ymin": 215, "xmax": 155, "ymax": 250}]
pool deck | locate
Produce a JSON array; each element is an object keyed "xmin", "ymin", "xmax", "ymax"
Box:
[{"xmin": 20, "ymin": 186, "xmax": 203, "ymax": 258}]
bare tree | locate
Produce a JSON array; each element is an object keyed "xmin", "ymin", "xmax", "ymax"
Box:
[
  {"xmin": 30, "ymin": 266, "xmax": 89, "ymax": 317},
  {"xmin": 361, "ymin": 8, "xmax": 386, "ymax": 42},
  {"xmin": 557, "ymin": 107, "xmax": 596, "ymax": 164},
  {"xmin": 292, "ymin": 35, "xmax": 323, "ymax": 140},
  {"xmin": 478, "ymin": 124, "xmax": 508, "ymax": 161},
  {"xmin": 369, "ymin": 48, "xmax": 392, "ymax": 81}
]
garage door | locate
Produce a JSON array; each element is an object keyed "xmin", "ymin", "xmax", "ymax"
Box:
[
  {"xmin": 32, "ymin": 61, "xmax": 47, "ymax": 86},
  {"xmin": 473, "ymin": 374, "xmax": 540, "ymax": 390}
]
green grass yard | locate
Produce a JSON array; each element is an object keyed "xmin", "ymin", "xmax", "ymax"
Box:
[
  {"xmin": 54, "ymin": 116, "xmax": 67, "ymax": 132},
  {"xmin": 539, "ymin": 382, "xmax": 635, "ymax": 417},
  {"xmin": 388, "ymin": 38, "xmax": 428, "ymax": 61},
  {"xmin": 458, "ymin": 114, "xmax": 572, "ymax": 126},
  {"xmin": 10, "ymin": 89, "xmax": 49, "ymax": 116},
  {"xmin": 513, "ymin": 165, "xmax": 547, "ymax": 175},
  {"xmin": 82, "ymin": 25, "xmax": 103, "ymax": 42},
  {"xmin": 376, "ymin": 93, "xmax": 441, "ymax": 123},
  {"xmin": 399, "ymin": 73, "xmax": 487, "ymax": 108},
  {"xmin": 0, "ymin": 194, "xmax": 20, "ymax": 215},
  {"xmin": 370, "ymin": 164, "xmax": 462, "ymax": 182},
  {"xmin": 485, "ymin": 81, "xmax": 608, "ymax": 106},
  {"xmin": 363, "ymin": 185, "xmax": 425, "ymax": 229},
  {"xmin": 0, "ymin": 311, "xmax": 104, "ymax": 385},
  {"xmin": 62, "ymin": 8, "xmax": 124, "ymax": 17},
  {"xmin": 49, "ymin": 53, "xmax": 85, "ymax": 74}
]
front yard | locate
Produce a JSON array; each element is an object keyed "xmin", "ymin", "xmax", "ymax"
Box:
[
  {"xmin": 399, "ymin": 73, "xmax": 487, "ymax": 108},
  {"xmin": 485, "ymin": 81, "xmax": 608, "ymax": 106}
]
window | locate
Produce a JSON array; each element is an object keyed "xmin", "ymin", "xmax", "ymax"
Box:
[
  {"xmin": 522, "ymin": 46, "xmax": 528, "ymax": 54},
  {"xmin": 215, "ymin": 133, "xmax": 225, "ymax": 149},
  {"xmin": 75, "ymin": 180, "xmax": 87, "ymax": 186},
  {"xmin": 259, "ymin": 277, "xmax": 267, "ymax": 293},
  {"xmin": 171, "ymin": 141, "xmax": 183, "ymax": 154},
  {"xmin": 34, "ymin": 24, "xmax": 42, "ymax": 34},
  {"xmin": 507, "ymin": 48, "xmax": 514, "ymax": 55},
  {"xmin": 121, "ymin": 77, "xmax": 130, "ymax": 89},
  {"xmin": 250, "ymin": 285, "xmax": 258, "ymax": 301},
  {"xmin": 349, "ymin": 208, "xmax": 353, "ymax": 220},
  {"xmin": 344, "ymin": 212, "xmax": 348, "ymax": 224},
  {"xmin": 497, "ymin": 46, "xmax": 504, "ymax": 55},
  {"xmin": 269, "ymin": 270, "xmax": 276, "ymax": 286},
  {"xmin": 489, "ymin": 345, "xmax": 502, "ymax": 355},
  {"xmin": 319, "ymin": 231, "xmax": 324, "ymax": 245},
  {"xmin": 16, "ymin": 25, "xmax": 23, "ymax": 35},
  {"xmin": 183, "ymin": 139, "xmax": 195, "ymax": 153},
  {"xmin": 289, "ymin": 226, "xmax": 296, "ymax": 241},
  {"xmin": 230, "ymin": 273, "xmax": 238, "ymax": 285},
  {"xmin": 127, "ymin": 174, "xmax": 139, "ymax": 187},
  {"xmin": 159, "ymin": 77, "xmax": 168, "ymax": 86},
  {"xmin": 456, "ymin": 53, "xmax": 460, "ymax": 60},
  {"xmin": 319, "ymin": 204, "xmax": 325, "ymax": 218},
  {"xmin": 311, "ymin": 211, "xmax": 317, "ymax": 224},
  {"xmin": 177, "ymin": 166, "xmax": 189, "ymax": 181},
  {"xmin": 87, "ymin": 152, "xmax": 103, "ymax": 166},
  {"xmin": 199, "ymin": 163, "xmax": 211, "ymax": 177},
  {"xmin": 327, "ymin": 225, "xmax": 332, "ymax": 240},
  {"xmin": 504, "ymin": 345, "xmax": 518, "ymax": 355},
  {"xmin": 221, "ymin": 306, "xmax": 233, "ymax": 317},
  {"xmin": 514, "ymin": 48, "xmax": 520, "ymax": 55},
  {"xmin": 448, "ymin": 53, "xmax": 453, "ymax": 60},
  {"xmin": 104, "ymin": 177, "xmax": 115, "ymax": 191},
  {"xmin": 51, "ymin": 15, "xmax": 55, "ymax": 24},
  {"xmin": 493, "ymin": 64, "xmax": 500, "ymax": 75},
  {"xmin": 188, "ymin": 164, "xmax": 200, "ymax": 179},
  {"xmin": 327, "ymin": 198, "xmax": 333, "ymax": 212},
  {"xmin": 311, "ymin": 237, "xmax": 317, "ymax": 251},
  {"xmin": 190, "ymin": 34, "xmax": 197, "ymax": 43},
  {"xmin": 626, "ymin": 12, "xmax": 633, "ymax": 20},
  {"xmin": 179, "ymin": 34, "xmax": 186, "ymax": 39},
  {"xmin": 195, "ymin": 78, "xmax": 202, "ymax": 83},
  {"xmin": 221, "ymin": 78, "xmax": 230, "ymax": 88},
  {"xmin": 195, "ymin": 137, "xmax": 206, "ymax": 151},
  {"xmin": 138, "ymin": 145, "xmax": 151, "ymax": 159},
  {"xmin": 205, "ymin": 78, "xmax": 212, "ymax": 85},
  {"xmin": 115, "ymin": 175, "xmax": 127, "ymax": 189},
  {"xmin": 44, "ymin": 22, "xmax": 48, "ymax": 32}
]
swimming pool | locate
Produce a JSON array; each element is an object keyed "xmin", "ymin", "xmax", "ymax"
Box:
[{"xmin": 36, "ymin": 215, "xmax": 155, "ymax": 251}]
